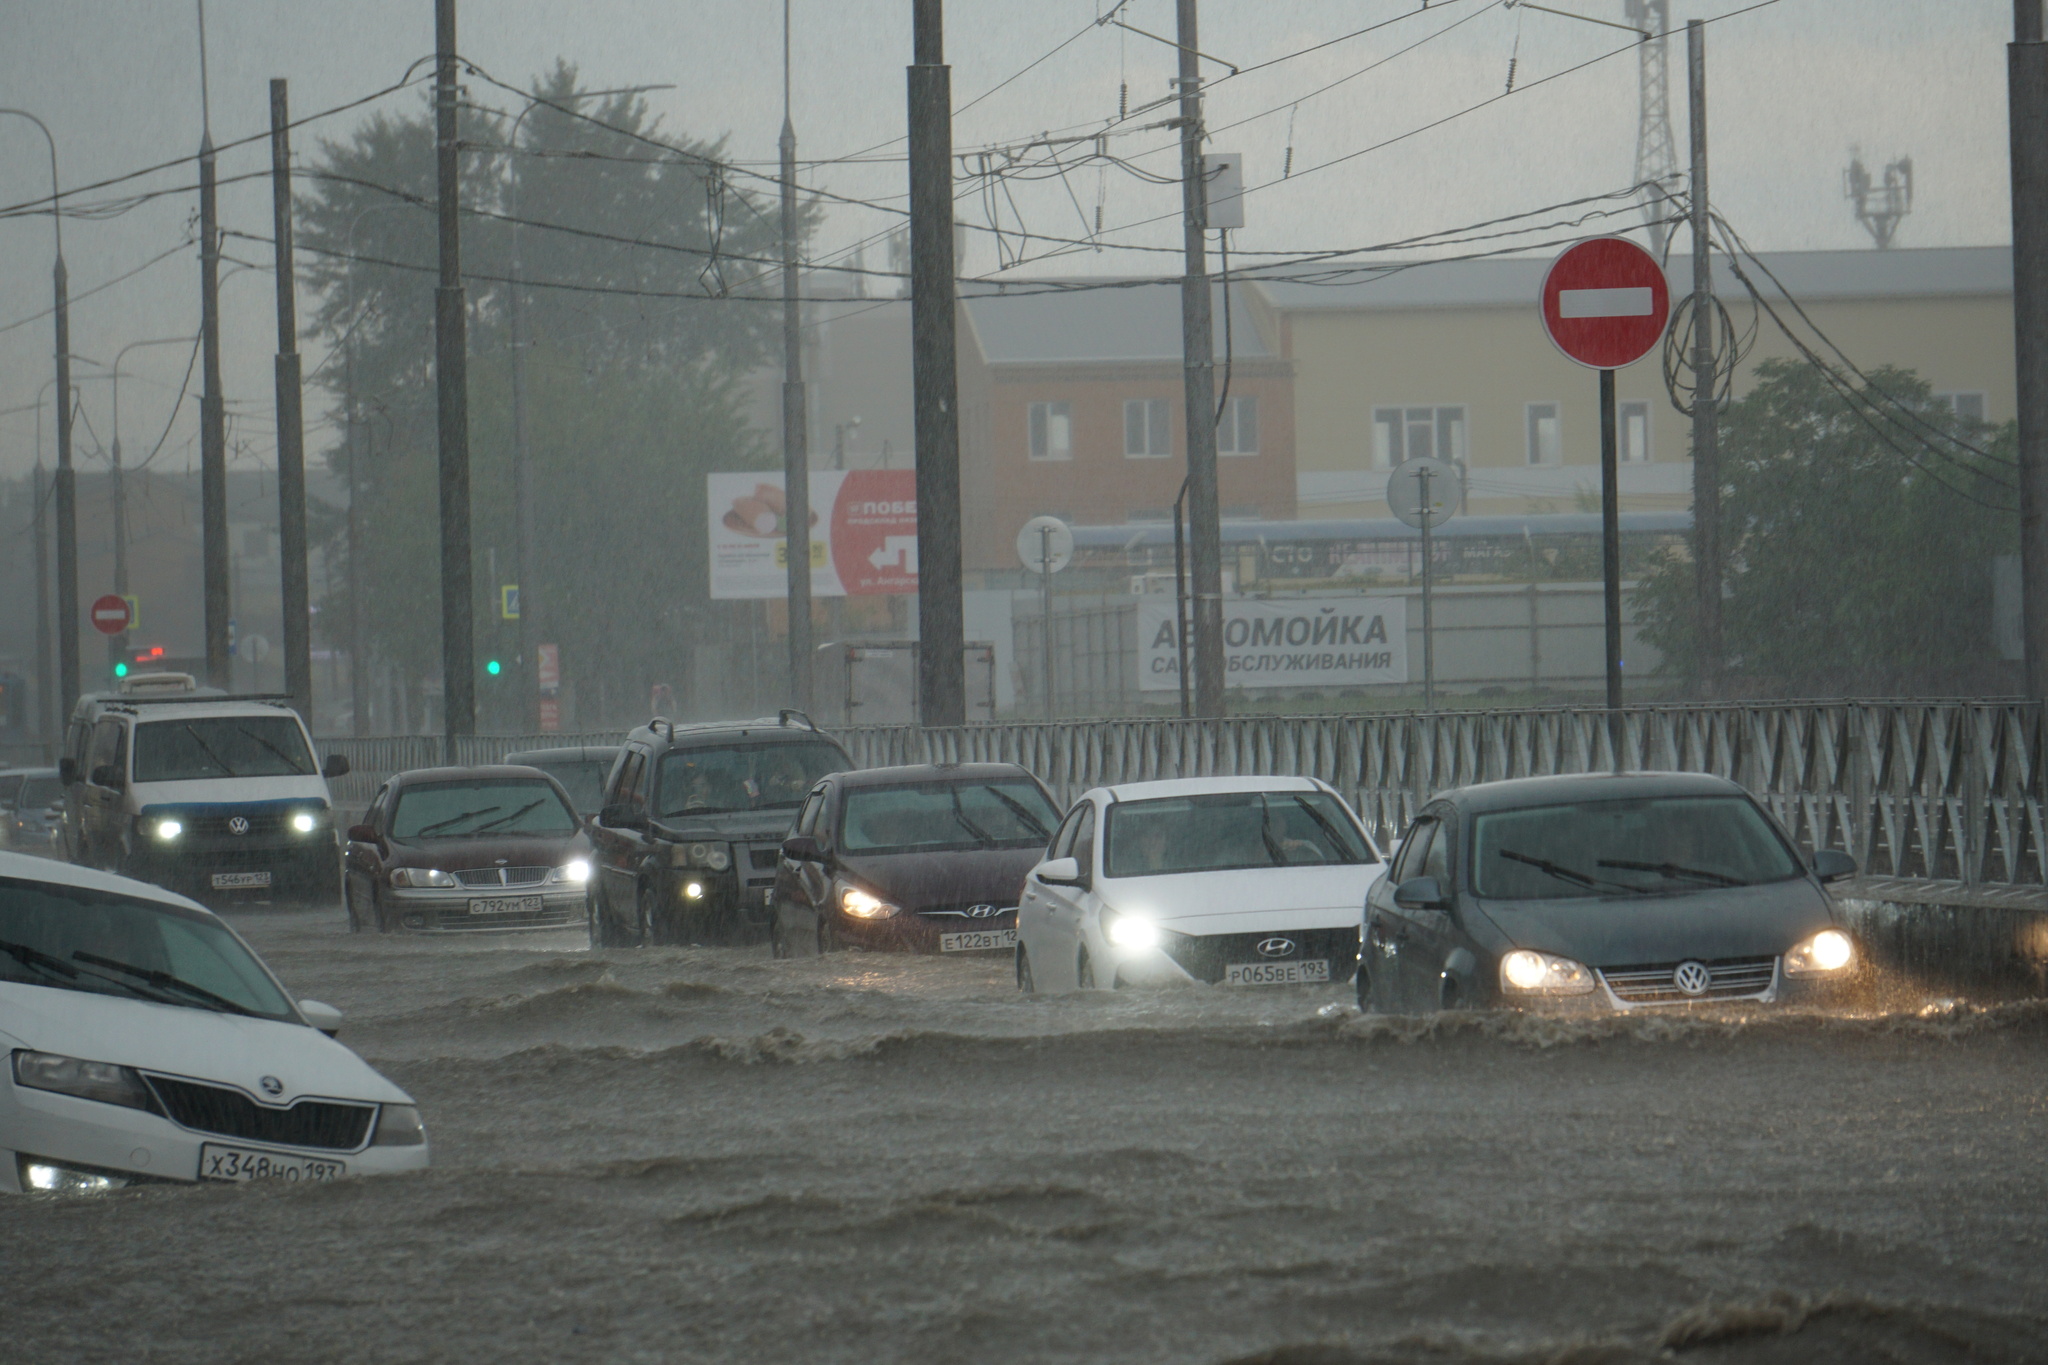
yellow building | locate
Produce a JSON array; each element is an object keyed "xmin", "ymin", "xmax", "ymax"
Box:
[{"xmin": 1252, "ymin": 246, "xmax": 2012, "ymax": 519}]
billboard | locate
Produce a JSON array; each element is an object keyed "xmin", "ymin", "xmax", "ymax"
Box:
[
  {"xmin": 708, "ymin": 470, "xmax": 917, "ymax": 600},
  {"xmin": 1136, "ymin": 596, "xmax": 1408, "ymax": 691}
]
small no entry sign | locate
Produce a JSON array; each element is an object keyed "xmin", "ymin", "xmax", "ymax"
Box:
[{"xmin": 1539, "ymin": 237, "xmax": 1671, "ymax": 370}]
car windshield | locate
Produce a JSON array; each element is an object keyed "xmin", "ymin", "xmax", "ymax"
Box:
[
  {"xmin": 0, "ymin": 875, "xmax": 297, "ymax": 1021},
  {"xmin": 1104, "ymin": 790, "xmax": 1375, "ymax": 877},
  {"xmin": 840, "ymin": 779, "xmax": 1059, "ymax": 854},
  {"xmin": 17, "ymin": 776, "xmax": 62, "ymax": 809},
  {"xmin": 655, "ymin": 741, "xmax": 848, "ymax": 818},
  {"xmin": 1471, "ymin": 794, "xmax": 1804, "ymax": 900},
  {"xmin": 132, "ymin": 717, "xmax": 313, "ymax": 783},
  {"xmin": 390, "ymin": 779, "xmax": 578, "ymax": 840},
  {"xmin": 523, "ymin": 760, "xmax": 610, "ymax": 815}
]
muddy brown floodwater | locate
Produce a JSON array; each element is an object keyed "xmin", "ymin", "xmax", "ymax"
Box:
[{"xmin": 5, "ymin": 903, "xmax": 2048, "ymax": 1364}]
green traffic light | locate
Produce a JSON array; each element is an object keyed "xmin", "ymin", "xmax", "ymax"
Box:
[
  {"xmin": 113, "ymin": 662, "xmax": 129, "ymax": 678},
  {"xmin": 486, "ymin": 659, "xmax": 502, "ymax": 676}
]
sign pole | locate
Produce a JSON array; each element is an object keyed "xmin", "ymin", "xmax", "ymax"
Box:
[
  {"xmin": 1600, "ymin": 367, "xmax": 1624, "ymax": 766},
  {"xmin": 1419, "ymin": 466, "xmax": 1435, "ymax": 713},
  {"xmin": 1041, "ymin": 524, "xmax": 1055, "ymax": 722}
]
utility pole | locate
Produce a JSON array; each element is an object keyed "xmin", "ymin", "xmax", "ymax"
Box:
[
  {"xmin": 2013, "ymin": 0, "xmax": 2048, "ymax": 703},
  {"xmin": 270, "ymin": 79, "xmax": 312, "ymax": 721},
  {"xmin": 434, "ymin": 0, "xmax": 475, "ymax": 754},
  {"xmin": 781, "ymin": 0, "xmax": 813, "ymax": 712},
  {"xmin": 1687, "ymin": 20, "xmax": 1720, "ymax": 692},
  {"xmin": 33, "ymin": 460, "xmax": 52, "ymax": 755},
  {"xmin": 197, "ymin": 2, "xmax": 230, "ymax": 689},
  {"xmin": 1176, "ymin": 0, "xmax": 1224, "ymax": 717},
  {"xmin": 908, "ymin": 0, "xmax": 965, "ymax": 726}
]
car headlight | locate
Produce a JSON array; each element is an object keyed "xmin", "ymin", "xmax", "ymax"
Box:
[
  {"xmin": 1102, "ymin": 905, "xmax": 1159, "ymax": 949},
  {"xmin": 1499, "ymin": 949, "xmax": 1596, "ymax": 995},
  {"xmin": 371, "ymin": 1103, "xmax": 427, "ymax": 1147},
  {"xmin": 390, "ymin": 867, "xmax": 458, "ymax": 888},
  {"xmin": 151, "ymin": 818, "xmax": 182, "ymax": 841},
  {"xmin": 1784, "ymin": 928, "xmax": 1855, "ymax": 976},
  {"xmin": 290, "ymin": 810, "xmax": 320, "ymax": 834},
  {"xmin": 11, "ymin": 1049, "xmax": 157, "ymax": 1112},
  {"xmin": 838, "ymin": 884, "xmax": 897, "ymax": 919},
  {"xmin": 550, "ymin": 859, "xmax": 591, "ymax": 884},
  {"xmin": 18, "ymin": 1156, "xmax": 138, "ymax": 1194},
  {"xmin": 691, "ymin": 841, "xmax": 731, "ymax": 871}
]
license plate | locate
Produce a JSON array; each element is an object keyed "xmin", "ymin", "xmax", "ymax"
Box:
[
  {"xmin": 939, "ymin": 928, "xmax": 1016, "ymax": 953},
  {"xmin": 469, "ymin": 895, "xmax": 543, "ymax": 916},
  {"xmin": 199, "ymin": 1143, "xmax": 346, "ymax": 1183},
  {"xmin": 1224, "ymin": 959, "xmax": 1331, "ymax": 986},
  {"xmin": 211, "ymin": 871, "xmax": 272, "ymax": 889}
]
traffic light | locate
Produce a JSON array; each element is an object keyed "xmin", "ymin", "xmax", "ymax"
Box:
[
  {"xmin": 113, "ymin": 662, "xmax": 129, "ymax": 679},
  {"xmin": 485, "ymin": 659, "xmax": 502, "ymax": 677}
]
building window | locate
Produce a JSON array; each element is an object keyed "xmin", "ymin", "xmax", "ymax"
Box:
[
  {"xmin": 1372, "ymin": 406, "xmax": 1465, "ymax": 469},
  {"xmin": 1620, "ymin": 401, "xmax": 1650, "ymax": 463},
  {"xmin": 1218, "ymin": 395, "xmax": 1259, "ymax": 455},
  {"xmin": 1937, "ymin": 391, "xmax": 1988, "ymax": 424},
  {"xmin": 1029, "ymin": 401, "xmax": 1072, "ymax": 461},
  {"xmin": 1123, "ymin": 398, "xmax": 1171, "ymax": 458},
  {"xmin": 1526, "ymin": 403, "xmax": 1562, "ymax": 466}
]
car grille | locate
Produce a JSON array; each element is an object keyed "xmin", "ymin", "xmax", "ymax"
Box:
[
  {"xmin": 749, "ymin": 846, "xmax": 781, "ymax": 873},
  {"xmin": 1155, "ymin": 926, "xmax": 1361, "ymax": 984},
  {"xmin": 180, "ymin": 811, "xmax": 293, "ymax": 838},
  {"xmin": 453, "ymin": 866, "xmax": 549, "ymax": 888},
  {"xmin": 738, "ymin": 842, "xmax": 783, "ymax": 891},
  {"xmin": 1599, "ymin": 956, "xmax": 1778, "ymax": 1004},
  {"xmin": 145, "ymin": 1076, "xmax": 374, "ymax": 1151},
  {"xmin": 916, "ymin": 903, "xmax": 1017, "ymax": 921}
]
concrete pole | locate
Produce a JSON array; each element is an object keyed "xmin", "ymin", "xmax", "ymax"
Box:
[
  {"xmin": 1687, "ymin": 20, "xmax": 1721, "ymax": 694},
  {"xmin": 781, "ymin": 0, "xmax": 814, "ymax": 712},
  {"xmin": 908, "ymin": 0, "xmax": 965, "ymax": 726},
  {"xmin": 434, "ymin": 0, "xmax": 475, "ymax": 753},
  {"xmin": 1176, "ymin": 0, "xmax": 1224, "ymax": 717},
  {"xmin": 2011, "ymin": 0, "xmax": 2048, "ymax": 703},
  {"xmin": 271, "ymin": 80, "xmax": 313, "ymax": 722},
  {"xmin": 33, "ymin": 460, "xmax": 52, "ymax": 755},
  {"xmin": 197, "ymin": 4, "xmax": 230, "ymax": 689}
]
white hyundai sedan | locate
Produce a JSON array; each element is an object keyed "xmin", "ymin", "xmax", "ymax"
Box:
[
  {"xmin": 0, "ymin": 853, "xmax": 428, "ymax": 1193},
  {"xmin": 1015, "ymin": 776, "xmax": 1385, "ymax": 993}
]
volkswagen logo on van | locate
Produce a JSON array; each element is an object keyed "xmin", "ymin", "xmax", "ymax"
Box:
[
  {"xmin": 228, "ymin": 816, "xmax": 251, "ymax": 836},
  {"xmin": 1673, "ymin": 960, "xmax": 1712, "ymax": 997},
  {"xmin": 1255, "ymin": 937, "xmax": 1298, "ymax": 959}
]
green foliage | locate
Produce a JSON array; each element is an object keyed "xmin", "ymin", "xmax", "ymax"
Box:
[{"xmin": 1635, "ymin": 358, "xmax": 2018, "ymax": 695}]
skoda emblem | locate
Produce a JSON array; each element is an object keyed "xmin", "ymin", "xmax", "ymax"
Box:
[
  {"xmin": 259, "ymin": 1075, "xmax": 284, "ymax": 1097},
  {"xmin": 1673, "ymin": 960, "xmax": 1712, "ymax": 997},
  {"xmin": 967, "ymin": 904, "xmax": 1000, "ymax": 919},
  {"xmin": 228, "ymin": 816, "xmax": 251, "ymax": 836},
  {"xmin": 1256, "ymin": 937, "xmax": 1298, "ymax": 959}
]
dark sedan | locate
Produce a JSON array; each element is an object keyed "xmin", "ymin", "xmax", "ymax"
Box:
[
  {"xmin": 342, "ymin": 766, "xmax": 594, "ymax": 934},
  {"xmin": 771, "ymin": 763, "xmax": 1061, "ymax": 957},
  {"xmin": 1361, "ymin": 771, "xmax": 1863, "ymax": 1012}
]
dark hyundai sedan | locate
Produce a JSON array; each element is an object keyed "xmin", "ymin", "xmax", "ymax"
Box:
[
  {"xmin": 343, "ymin": 766, "xmax": 593, "ymax": 934},
  {"xmin": 1361, "ymin": 771, "xmax": 1862, "ymax": 1013},
  {"xmin": 771, "ymin": 763, "xmax": 1061, "ymax": 957}
]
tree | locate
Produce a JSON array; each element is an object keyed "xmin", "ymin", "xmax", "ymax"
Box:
[{"xmin": 1635, "ymin": 358, "xmax": 2018, "ymax": 696}]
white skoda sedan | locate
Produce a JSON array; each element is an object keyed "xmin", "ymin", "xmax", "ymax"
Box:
[
  {"xmin": 0, "ymin": 853, "xmax": 428, "ymax": 1193},
  {"xmin": 1014, "ymin": 776, "xmax": 1385, "ymax": 993}
]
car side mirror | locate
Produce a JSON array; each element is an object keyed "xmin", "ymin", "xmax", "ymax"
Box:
[
  {"xmin": 1036, "ymin": 856, "xmax": 1083, "ymax": 886},
  {"xmin": 781, "ymin": 833, "xmax": 822, "ymax": 861},
  {"xmin": 57, "ymin": 757, "xmax": 78, "ymax": 785},
  {"xmin": 89, "ymin": 763, "xmax": 122, "ymax": 789},
  {"xmin": 346, "ymin": 824, "xmax": 378, "ymax": 844},
  {"xmin": 321, "ymin": 753, "xmax": 352, "ymax": 779},
  {"xmin": 298, "ymin": 999, "xmax": 344, "ymax": 1037},
  {"xmin": 600, "ymin": 802, "xmax": 647, "ymax": 830},
  {"xmin": 1393, "ymin": 876, "xmax": 1449, "ymax": 911},
  {"xmin": 1811, "ymin": 849, "xmax": 1857, "ymax": 884}
]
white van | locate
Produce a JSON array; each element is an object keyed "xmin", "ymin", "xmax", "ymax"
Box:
[{"xmin": 60, "ymin": 675, "xmax": 351, "ymax": 906}]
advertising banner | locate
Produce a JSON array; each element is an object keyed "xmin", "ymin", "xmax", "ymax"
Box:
[
  {"xmin": 1136, "ymin": 596, "xmax": 1408, "ymax": 692},
  {"xmin": 708, "ymin": 470, "xmax": 918, "ymax": 600}
]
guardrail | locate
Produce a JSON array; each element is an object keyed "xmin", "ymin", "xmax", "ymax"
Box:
[{"xmin": 316, "ymin": 700, "xmax": 2048, "ymax": 888}]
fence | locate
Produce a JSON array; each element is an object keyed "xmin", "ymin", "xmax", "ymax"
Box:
[{"xmin": 316, "ymin": 700, "xmax": 2048, "ymax": 889}]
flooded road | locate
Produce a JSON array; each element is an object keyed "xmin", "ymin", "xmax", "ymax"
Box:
[{"xmin": 6, "ymin": 905, "xmax": 2048, "ymax": 1363}]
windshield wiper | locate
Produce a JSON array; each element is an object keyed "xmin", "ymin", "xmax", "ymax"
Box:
[
  {"xmin": 948, "ymin": 788, "xmax": 996, "ymax": 847},
  {"xmin": 1287, "ymin": 795, "xmax": 1358, "ymax": 862},
  {"xmin": 1598, "ymin": 858, "xmax": 1744, "ymax": 888},
  {"xmin": 232, "ymin": 723, "xmax": 310, "ymax": 775},
  {"xmin": 179, "ymin": 722, "xmax": 235, "ymax": 778},
  {"xmin": 0, "ymin": 938, "xmax": 82, "ymax": 982},
  {"xmin": 471, "ymin": 799, "xmax": 545, "ymax": 834},
  {"xmin": 980, "ymin": 786, "xmax": 1050, "ymax": 838},
  {"xmin": 73, "ymin": 951, "xmax": 260, "ymax": 1017},
  {"xmin": 1498, "ymin": 848, "xmax": 1630, "ymax": 893},
  {"xmin": 417, "ymin": 805, "xmax": 502, "ymax": 836}
]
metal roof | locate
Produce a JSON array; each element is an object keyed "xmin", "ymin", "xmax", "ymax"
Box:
[{"xmin": 961, "ymin": 280, "xmax": 1274, "ymax": 364}]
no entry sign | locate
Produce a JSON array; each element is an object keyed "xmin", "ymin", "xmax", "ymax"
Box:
[
  {"xmin": 1539, "ymin": 236, "xmax": 1671, "ymax": 370},
  {"xmin": 90, "ymin": 594, "xmax": 131, "ymax": 636}
]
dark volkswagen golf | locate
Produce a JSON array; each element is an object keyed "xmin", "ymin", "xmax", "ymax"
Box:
[
  {"xmin": 1361, "ymin": 771, "xmax": 1862, "ymax": 1012},
  {"xmin": 771, "ymin": 763, "xmax": 1061, "ymax": 957}
]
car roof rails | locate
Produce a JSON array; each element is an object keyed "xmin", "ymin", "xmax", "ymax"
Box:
[
  {"xmin": 649, "ymin": 716, "xmax": 678, "ymax": 741},
  {"xmin": 777, "ymin": 709, "xmax": 818, "ymax": 732}
]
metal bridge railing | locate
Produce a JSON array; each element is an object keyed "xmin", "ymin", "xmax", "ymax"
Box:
[{"xmin": 316, "ymin": 701, "xmax": 2047, "ymax": 889}]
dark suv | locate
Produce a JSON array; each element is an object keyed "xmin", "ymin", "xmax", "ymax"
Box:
[{"xmin": 588, "ymin": 713, "xmax": 855, "ymax": 946}]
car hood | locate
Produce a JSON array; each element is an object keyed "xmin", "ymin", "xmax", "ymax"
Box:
[
  {"xmin": 650, "ymin": 808, "xmax": 805, "ymax": 842},
  {"xmin": 1471, "ymin": 877, "xmax": 1836, "ymax": 967},
  {"xmin": 386, "ymin": 832, "xmax": 588, "ymax": 870},
  {"xmin": 0, "ymin": 980, "xmax": 410, "ymax": 1106},
  {"xmin": 1103, "ymin": 864, "xmax": 1381, "ymax": 931},
  {"xmin": 131, "ymin": 776, "xmax": 333, "ymax": 807},
  {"xmin": 837, "ymin": 846, "xmax": 1043, "ymax": 911}
]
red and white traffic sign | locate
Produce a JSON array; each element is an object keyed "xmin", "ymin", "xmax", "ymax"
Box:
[
  {"xmin": 1539, "ymin": 236, "xmax": 1671, "ymax": 370},
  {"xmin": 90, "ymin": 594, "xmax": 131, "ymax": 636}
]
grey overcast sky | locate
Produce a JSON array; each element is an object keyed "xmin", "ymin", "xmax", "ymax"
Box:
[{"xmin": 0, "ymin": 0, "xmax": 2013, "ymax": 479}]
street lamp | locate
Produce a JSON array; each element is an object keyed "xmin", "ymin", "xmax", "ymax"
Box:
[{"xmin": 0, "ymin": 108, "xmax": 78, "ymax": 727}]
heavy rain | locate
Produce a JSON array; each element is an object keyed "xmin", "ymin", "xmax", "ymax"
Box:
[{"xmin": 1, "ymin": 3, "xmax": 2045, "ymax": 1362}]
